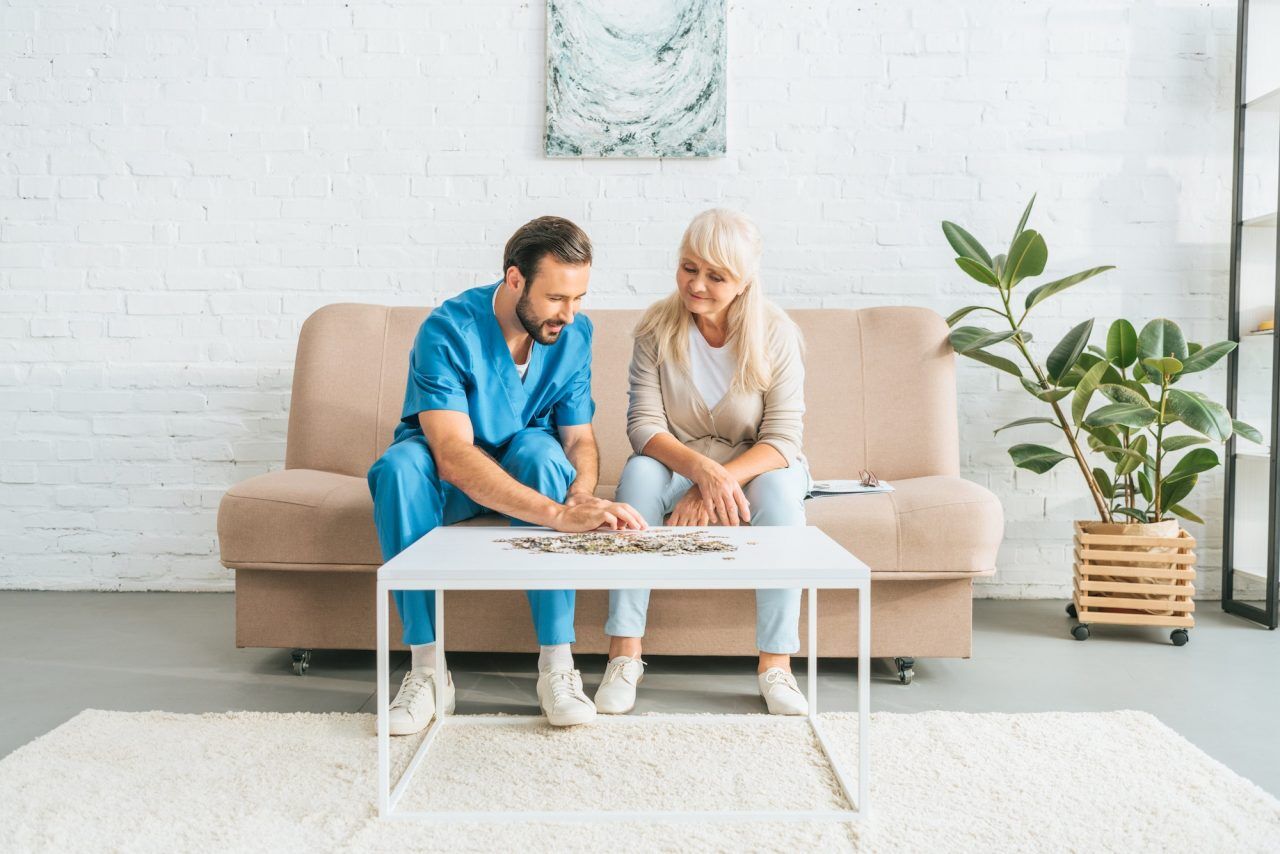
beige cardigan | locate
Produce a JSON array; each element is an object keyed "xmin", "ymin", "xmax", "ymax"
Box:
[{"xmin": 625, "ymin": 317, "xmax": 807, "ymax": 468}]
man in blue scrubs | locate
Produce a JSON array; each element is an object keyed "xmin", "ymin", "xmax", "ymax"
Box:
[{"xmin": 368, "ymin": 216, "xmax": 646, "ymax": 734}]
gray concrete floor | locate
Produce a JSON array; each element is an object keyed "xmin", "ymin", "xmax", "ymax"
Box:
[{"xmin": 1, "ymin": 592, "xmax": 1277, "ymax": 796}]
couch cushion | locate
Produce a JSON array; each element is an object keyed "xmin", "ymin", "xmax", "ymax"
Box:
[
  {"xmin": 804, "ymin": 475, "xmax": 1002, "ymax": 573},
  {"xmin": 218, "ymin": 469, "xmax": 382, "ymax": 569},
  {"xmin": 220, "ymin": 468, "xmax": 1000, "ymax": 575}
]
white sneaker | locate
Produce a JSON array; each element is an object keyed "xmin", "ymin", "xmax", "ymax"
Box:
[
  {"xmin": 537, "ymin": 668, "xmax": 597, "ymax": 727},
  {"xmin": 594, "ymin": 656, "xmax": 645, "ymax": 714},
  {"xmin": 758, "ymin": 667, "xmax": 808, "ymax": 716},
  {"xmin": 387, "ymin": 668, "xmax": 455, "ymax": 736}
]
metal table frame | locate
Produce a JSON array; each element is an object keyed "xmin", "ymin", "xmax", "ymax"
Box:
[{"xmin": 375, "ymin": 527, "xmax": 871, "ymax": 823}]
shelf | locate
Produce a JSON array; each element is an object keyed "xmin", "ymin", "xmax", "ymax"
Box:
[
  {"xmin": 1234, "ymin": 565, "xmax": 1271, "ymax": 581},
  {"xmin": 1241, "ymin": 211, "xmax": 1278, "ymax": 228},
  {"xmin": 1235, "ymin": 445, "xmax": 1272, "ymax": 459},
  {"xmin": 1245, "ymin": 85, "xmax": 1280, "ymax": 112}
]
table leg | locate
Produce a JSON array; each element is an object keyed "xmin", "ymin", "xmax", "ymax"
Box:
[
  {"xmin": 807, "ymin": 587, "xmax": 817, "ymax": 714},
  {"xmin": 435, "ymin": 589, "xmax": 445, "ymax": 718},
  {"xmin": 858, "ymin": 580, "xmax": 870, "ymax": 816},
  {"xmin": 376, "ymin": 580, "xmax": 390, "ymax": 817}
]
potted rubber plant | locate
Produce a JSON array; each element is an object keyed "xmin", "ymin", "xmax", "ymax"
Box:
[{"xmin": 940, "ymin": 197, "xmax": 1261, "ymax": 644}]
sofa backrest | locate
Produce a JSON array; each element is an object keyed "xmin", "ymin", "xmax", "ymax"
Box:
[{"xmin": 284, "ymin": 303, "xmax": 960, "ymax": 486}]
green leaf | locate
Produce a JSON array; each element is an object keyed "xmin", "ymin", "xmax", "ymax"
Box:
[
  {"xmin": 1116, "ymin": 434, "xmax": 1147, "ymax": 476},
  {"xmin": 1084, "ymin": 423, "xmax": 1120, "ymax": 451},
  {"xmin": 1086, "ymin": 344, "xmax": 1108, "ymax": 360},
  {"xmin": 1093, "ymin": 443, "xmax": 1149, "ymax": 468},
  {"xmin": 1138, "ymin": 318, "xmax": 1188, "ymax": 361},
  {"xmin": 1023, "ymin": 265, "xmax": 1115, "ymax": 311},
  {"xmin": 1012, "ymin": 194, "xmax": 1036, "ymax": 243},
  {"xmin": 1072, "ymin": 360, "xmax": 1112, "ymax": 427},
  {"xmin": 1138, "ymin": 470, "xmax": 1153, "ymax": 503},
  {"xmin": 1114, "ymin": 506, "xmax": 1151, "ymax": 523},
  {"xmin": 1099, "ymin": 383, "xmax": 1150, "ymax": 406},
  {"xmin": 1085, "ymin": 402, "xmax": 1158, "ymax": 429},
  {"xmin": 1233, "ymin": 419, "xmax": 1264, "ymax": 444},
  {"xmin": 993, "ymin": 416, "xmax": 1059, "ymax": 435},
  {"xmin": 1163, "ymin": 447, "xmax": 1220, "ymax": 483},
  {"xmin": 946, "ymin": 304, "xmax": 997, "ymax": 326},
  {"xmin": 1178, "ymin": 340, "xmax": 1235, "ymax": 374},
  {"xmin": 1019, "ymin": 377, "xmax": 1072, "ymax": 401},
  {"xmin": 958, "ymin": 347, "xmax": 1023, "ymax": 378},
  {"xmin": 1163, "ymin": 434, "xmax": 1210, "ymax": 452},
  {"xmin": 942, "ymin": 221, "xmax": 994, "ymax": 268},
  {"xmin": 1166, "ymin": 389, "xmax": 1232, "ymax": 441},
  {"xmin": 1141, "ymin": 356, "xmax": 1183, "ymax": 377},
  {"xmin": 1093, "ymin": 467, "xmax": 1114, "ymax": 500},
  {"xmin": 1046, "ymin": 319, "xmax": 1095, "ymax": 383},
  {"xmin": 955, "ymin": 257, "xmax": 1000, "ymax": 286},
  {"xmin": 1168, "ymin": 504, "xmax": 1204, "ymax": 525},
  {"xmin": 951, "ymin": 326, "xmax": 1018, "ymax": 353},
  {"xmin": 1106, "ymin": 319, "xmax": 1138, "ymax": 369},
  {"xmin": 1003, "ymin": 229, "xmax": 1048, "ymax": 287},
  {"xmin": 1009, "ymin": 443, "xmax": 1072, "ymax": 474},
  {"xmin": 1160, "ymin": 473, "xmax": 1196, "ymax": 510}
]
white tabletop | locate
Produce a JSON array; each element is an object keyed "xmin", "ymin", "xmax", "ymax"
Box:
[{"xmin": 378, "ymin": 525, "xmax": 869, "ymax": 590}]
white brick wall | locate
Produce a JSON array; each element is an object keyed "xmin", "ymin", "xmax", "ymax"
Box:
[{"xmin": 0, "ymin": 1, "xmax": 1240, "ymax": 594}]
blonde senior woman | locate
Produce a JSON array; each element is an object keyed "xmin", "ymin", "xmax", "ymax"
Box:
[{"xmin": 595, "ymin": 208, "xmax": 811, "ymax": 716}]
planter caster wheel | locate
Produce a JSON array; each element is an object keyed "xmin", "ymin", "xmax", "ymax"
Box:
[
  {"xmin": 1170, "ymin": 629, "xmax": 1189, "ymax": 646},
  {"xmin": 1065, "ymin": 602, "xmax": 1078, "ymax": 619},
  {"xmin": 1071, "ymin": 624, "xmax": 1090, "ymax": 641},
  {"xmin": 894, "ymin": 657, "xmax": 915, "ymax": 685},
  {"xmin": 290, "ymin": 649, "xmax": 312, "ymax": 676}
]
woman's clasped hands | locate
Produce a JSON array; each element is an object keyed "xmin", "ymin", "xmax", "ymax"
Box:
[{"xmin": 668, "ymin": 458, "xmax": 751, "ymax": 526}]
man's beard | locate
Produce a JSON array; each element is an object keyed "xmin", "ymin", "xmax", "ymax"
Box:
[{"xmin": 515, "ymin": 289, "xmax": 565, "ymax": 345}]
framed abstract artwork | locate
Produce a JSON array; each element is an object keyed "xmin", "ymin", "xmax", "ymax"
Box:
[{"xmin": 545, "ymin": 0, "xmax": 728, "ymax": 158}]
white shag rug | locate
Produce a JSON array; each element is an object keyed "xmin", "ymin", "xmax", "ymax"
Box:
[{"xmin": 1, "ymin": 709, "xmax": 1278, "ymax": 853}]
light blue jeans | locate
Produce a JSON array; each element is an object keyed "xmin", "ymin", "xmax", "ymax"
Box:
[{"xmin": 606, "ymin": 454, "xmax": 811, "ymax": 654}]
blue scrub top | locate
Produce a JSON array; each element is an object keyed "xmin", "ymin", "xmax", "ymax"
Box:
[{"xmin": 392, "ymin": 282, "xmax": 595, "ymax": 456}]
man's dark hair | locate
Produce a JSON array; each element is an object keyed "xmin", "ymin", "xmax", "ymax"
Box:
[{"xmin": 502, "ymin": 216, "xmax": 592, "ymax": 287}]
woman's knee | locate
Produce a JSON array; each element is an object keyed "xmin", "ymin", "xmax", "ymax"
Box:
[
  {"xmin": 744, "ymin": 468, "xmax": 807, "ymax": 526},
  {"xmin": 615, "ymin": 456, "xmax": 674, "ymax": 518}
]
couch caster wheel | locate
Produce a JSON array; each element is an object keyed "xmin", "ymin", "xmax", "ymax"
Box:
[
  {"xmin": 1170, "ymin": 629, "xmax": 1189, "ymax": 646},
  {"xmin": 1071, "ymin": 624, "xmax": 1090, "ymax": 641},
  {"xmin": 894, "ymin": 657, "xmax": 915, "ymax": 685},
  {"xmin": 290, "ymin": 649, "xmax": 312, "ymax": 675},
  {"xmin": 1065, "ymin": 602, "xmax": 1078, "ymax": 619}
]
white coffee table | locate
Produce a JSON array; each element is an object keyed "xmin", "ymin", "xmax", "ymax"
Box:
[{"xmin": 376, "ymin": 524, "xmax": 871, "ymax": 823}]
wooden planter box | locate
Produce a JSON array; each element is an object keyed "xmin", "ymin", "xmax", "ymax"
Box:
[{"xmin": 1070, "ymin": 520, "xmax": 1196, "ymax": 645}]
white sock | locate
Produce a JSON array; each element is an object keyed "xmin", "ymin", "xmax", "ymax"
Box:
[
  {"xmin": 538, "ymin": 643, "xmax": 573, "ymax": 673},
  {"xmin": 411, "ymin": 643, "xmax": 444, "ymax": 673}
]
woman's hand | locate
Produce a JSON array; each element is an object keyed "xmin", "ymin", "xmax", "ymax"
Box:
[
  {"xmin": 689, "ymin": 458, "xmax": 751, "ymax": 526},
  {"xmin": 667, "ymin": 485, "xmax": 715, "ymax": 527}
]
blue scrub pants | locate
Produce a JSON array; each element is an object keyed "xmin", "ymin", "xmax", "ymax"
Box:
[
  {"xmin": 605, "ymin": 455, "xmax": 810, "ymax": 654},
  {"xmin": 367, "ymin": 427, "xmax": 577, "ymax": 647}
]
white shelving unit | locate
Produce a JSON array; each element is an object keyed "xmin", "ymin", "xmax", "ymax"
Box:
[{"xmin": 1223, "ymin": 0, "xmax": 1280, "ymax": 626}]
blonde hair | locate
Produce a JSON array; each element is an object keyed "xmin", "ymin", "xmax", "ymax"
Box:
[{"xmin": 635, "ymin": 208, "xmax": 794, "ymax": 394}]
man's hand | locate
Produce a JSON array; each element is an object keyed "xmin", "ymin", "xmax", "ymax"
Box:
[
  {"xmin": 565, "ymin": 492, "xmax": 609, "ymax": 509},
  {"xmin": 551, "ymin": 499, "xmax": 649, "ymax": 533},
  {"xmin": 667, "ymin": 485, "xmax": 715, "ymax": 527}
]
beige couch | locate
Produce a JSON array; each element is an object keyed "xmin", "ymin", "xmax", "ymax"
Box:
[{"xmin": 218, "ymin": 303, "xmax": 1003, "ymax": 680}]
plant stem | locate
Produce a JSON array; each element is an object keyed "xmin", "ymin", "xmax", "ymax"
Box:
[
  {"xmin": 997, "ymin": 289, "xmax": 1113, "ymax": 523},
  {"xmin": 1154, "ymin": 376, "xmax": 1169, "ymax": 521}
]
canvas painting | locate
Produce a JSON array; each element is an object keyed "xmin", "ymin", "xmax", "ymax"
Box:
[{"xmin": 545, "ymin": 0, "xmax": 727, "ymax": 158}]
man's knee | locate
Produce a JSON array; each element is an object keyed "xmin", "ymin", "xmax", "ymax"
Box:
[
  {"xmin": 369, "ymin": 438, "xmax": 438, "ymax": 494},
  {"xmin": 503, "ymin": 429, "xmax": 575, "ymax": 493}
]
